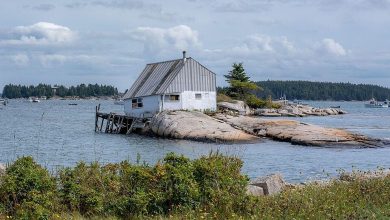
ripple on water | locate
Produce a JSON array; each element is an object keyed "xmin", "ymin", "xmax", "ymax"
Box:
[{"xmin": 1, "ymin": 100, "xmax": 390, "ymax": 182}]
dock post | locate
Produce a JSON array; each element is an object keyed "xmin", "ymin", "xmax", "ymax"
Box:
[{"xmin": 95, "ymin": 105, "xmax": 98, "ymax": 132}]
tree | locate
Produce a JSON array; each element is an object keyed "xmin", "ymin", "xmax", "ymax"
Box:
[
  {"xmin": 224, "ymin": 63, "xmax": 260, "ymax": 99},
  {"xmin": 224, "ymin": 63, "xmax": 250, "ymax": 83}
]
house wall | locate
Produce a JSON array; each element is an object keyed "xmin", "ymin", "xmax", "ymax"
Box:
[
  {"xmin": 124, "ymin": 95, "xmax": 160, "ymax": 118},
  {"xmin": 180, "ymin": 91, "xmax": 217, "ymax": 111},
  {"xmin": 124, "ymin": 91, "xmax": 216, "ymax": 118},
  {"xmin": 161, "ymin": 93, "xmax": 183, "ymax": 111}
]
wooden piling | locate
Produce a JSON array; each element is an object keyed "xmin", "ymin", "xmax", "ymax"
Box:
[{"xmin": 95, "ymin": 105, "xmax": 149, "ymax": 135}]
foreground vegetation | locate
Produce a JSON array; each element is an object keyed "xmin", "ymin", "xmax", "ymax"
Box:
[
  {"xmin": 256, "ymin": 80, "xmax": 390, "ymax": 101},
  {"xmin": 2, "ymin": 83, "xmax": 118, "ymax": 99},
  {"xmin": 1, "ymin": 153, "xmax": 390, "ymax": 219}
]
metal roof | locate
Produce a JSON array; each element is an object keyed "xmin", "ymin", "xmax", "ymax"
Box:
[{"xmin": 123, "ymin": 57, "xmax": 216, "ymax": 99}]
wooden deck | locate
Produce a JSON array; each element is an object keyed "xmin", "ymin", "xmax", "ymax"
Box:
[{"xmin": 95, "ymin": 104, "xmax": 149, "ymax": 134}]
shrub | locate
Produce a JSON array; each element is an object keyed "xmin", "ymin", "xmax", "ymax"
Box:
[
  {"xmin": 217, "ymin": 93, "xmax": 234, "ymax": 103},
  {"xmin": 58, "ymin": 162, "xmax": 121, "ymax": 217},
  {"xmin": 245, "ymin": 94, "xmax": 265, "ymax": 108},
  {"xmin": 193, "ymin": 152, "xmax": 250, "ymax": 216},
  {"xmin": 0, "ymin": 156, "xmax": 58, "ymax": 220},
  {"xmin": 159, "ymin": 153, "xmax": 200, "ymax": 212}
]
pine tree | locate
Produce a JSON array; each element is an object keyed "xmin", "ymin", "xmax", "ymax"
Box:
[
  {"xmin": 224, "ymin": 63, "xmax": 250, "ymax": 83},
  {"xmin": 224, "ymin": 62, "xmax": 260, "ymax": 99}
]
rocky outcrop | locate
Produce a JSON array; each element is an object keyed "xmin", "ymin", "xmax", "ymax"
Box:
[
  {"xmin": 250, "ymin": 173, "xmax": 286, "ymax": 195},
  {"xmin": 255, "ymin": 104, "xmax": 347, "ymax": 117},
  {"xmin": 150, "ymin": 111, "xmax": 258, "ymax": 143},
  {"xmin": 214, "ymin": 113, "xmax": 386, "ymax": 147},
  {"xmin": 218, "ymin": 101, "xmax": 251, "ymax": 115}
]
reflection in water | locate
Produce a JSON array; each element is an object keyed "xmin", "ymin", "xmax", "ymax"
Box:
[{"xmin": 0, "ymin": 100, "xmax": 390, "ymax": 182}]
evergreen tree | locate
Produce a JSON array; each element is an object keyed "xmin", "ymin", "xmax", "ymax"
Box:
[
  {"xmin": 224, "ymin": 63, "xmax": 260, "ymax": 99},
  {"xmin": 224, "ymin": 63, "xmax": 250, "ymax": 83}
]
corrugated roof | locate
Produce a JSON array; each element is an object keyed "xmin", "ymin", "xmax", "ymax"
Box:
[{"xmin": 123, "ymin": 57, "xmax": 216, "ymax": 99}]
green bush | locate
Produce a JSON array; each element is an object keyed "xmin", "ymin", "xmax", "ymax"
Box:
[
  {"xmin": 245, "ymin": 94, "xmax": 265, "ymax": 108},
  {"xmin": 58, "ymin": 162, "xmax": 122, "ymax": 217},
  {"xmin": 0, "ymin": 156, "xmax": 58, "ymax": 220},
  {"xmin": 193, "ymin": 153, "xmax": 250, "ymax": 216}
]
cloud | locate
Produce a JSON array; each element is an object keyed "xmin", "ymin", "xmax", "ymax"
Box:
[
  {"xmin": 317, "ymin": 38, "xmax": 347, "ymax": 56},
  {"xmin": 129, "ymin": 25, "xmax": 200, "ymax": 56},
  {"xmin": 0, "ymin": 22, "xmax": 76, "ymax": 46},
  {"xmin": 65, "ymin": 0, "xmax": 145, "ymax": 10},
  {"xmin": 232, "ymin": 34, "xmax": 296, "ymax": 55},
  {"xmin": 10, "ymin": 54, "xmax": 30, "ymax": 66},
  {"xmin": 214, "ymin": 0, "xmax": 271, "ymax": 12},
  {"xmin": 31, "ymin": 4, "xmax": 56, "ymax": 11},
  {"xmin": 92, "ymin": 0, "xmax": 144, "ymax": 10}
]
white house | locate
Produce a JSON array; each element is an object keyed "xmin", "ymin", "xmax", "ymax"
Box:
[{"xmin": 123, "ymin": 52, "xmax": 217, "ymax": 118}]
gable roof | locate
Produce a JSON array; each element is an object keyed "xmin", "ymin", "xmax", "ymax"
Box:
[{"xmin": 123, "ymin": 57, "xmax": 215, "ymax": 99}]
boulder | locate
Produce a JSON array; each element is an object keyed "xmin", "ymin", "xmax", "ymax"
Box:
[
  {"xmin": 246, "ymin": 185, "xmax": 265, "ymax": 196},
  {"xmin": 150, "ymin": 111, "xmax": 258, "ymax": 143},
  {"xmin": 218, "ymin": 101, "xmax": 251, "ymax": 115},
  {"xmin": 0, "ymin": 163, "xmax": 5, "ymax": 176},
  {"xmin": 250, "ymin": 173, "xmax": 286, "ymax": 195}
]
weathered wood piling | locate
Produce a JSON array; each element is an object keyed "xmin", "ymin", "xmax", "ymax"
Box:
[{"xmin": 95, "ymin": 104, "xmax": 149, "ymax": 134}]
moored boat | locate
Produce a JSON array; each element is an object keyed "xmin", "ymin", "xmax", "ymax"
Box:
[
  {"xmin": 28, "ymin": 97, "xmax": 40, "ymax": 103},
  {"xmin": 365, "ymin": 98, "xmax": 388, "ymax": 108}
]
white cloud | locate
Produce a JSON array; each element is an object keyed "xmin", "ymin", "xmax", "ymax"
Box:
[
  {"xmin": 318, "ymin": 38, "xmax": 347, "ymax": 56},
  {"xmin": 232, "ymin": 34, "xmax": 296, "ymax": 55},
  {"xmin": 1, "ymin": 22, "xmax": 76, "ymax": 46},
  {"xmin": 10, "ymin": 54, "xmax": 29, "ymax": 66},
  {"xmin": 129, "ymin": 25, "xmax": 200, "ymax": 55}
]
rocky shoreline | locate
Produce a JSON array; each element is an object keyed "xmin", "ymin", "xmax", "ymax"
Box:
[{"xmin": 148, "ymin": 110, "xmax": 387, "ymax": 147}]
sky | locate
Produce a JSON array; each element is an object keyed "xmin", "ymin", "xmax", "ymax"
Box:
[{"xmin": 1, "ymin": 0, "xmax": 390, "ymax": 92}]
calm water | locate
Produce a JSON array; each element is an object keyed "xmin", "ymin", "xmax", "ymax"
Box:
[{"xmin": 1, "ymin": 100, "xmax": 390, "ymax": 182}]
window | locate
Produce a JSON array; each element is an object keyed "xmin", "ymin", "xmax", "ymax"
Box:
[
  {"xmin": 132, "ymin": 98, "xmax": 143, "ymax": 108},
  {"xmin": 165, "ymin": 95, "xmax": 180, "ymax": 101},
  {"xmin": 195, "ymin": 93, "xmax": 202, "ymax": 99}
]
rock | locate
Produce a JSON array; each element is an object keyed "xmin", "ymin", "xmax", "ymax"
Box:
[
  {"xmin": 0, "ymin": 163, "xmax": 5, "ymax": 176},
  {"xmin": 213, "ymin": 113, "xmax": 387, "ymax": 147},
  {"xmin": 150, "ymin": 111, "xmax": 258, "ymax": 143},
  {"xmin": 250, "ymin": 174, "xmax": 286, "ymax": 195},
  {"xmin": 218, "ymin": 101, "xmax": 251, "ymax": 115},
  {"xmin": 246, "ymin": 185, "xmax": 265, "ymax": 196}
]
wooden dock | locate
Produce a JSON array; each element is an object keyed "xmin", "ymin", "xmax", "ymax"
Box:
[{"xmin": 95, "ymin": 104, "xmax": 149, "ymax": 134}]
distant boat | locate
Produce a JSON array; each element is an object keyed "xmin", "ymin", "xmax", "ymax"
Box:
[
  {"xmin": 28, "ymin": 97, "xmax": 40, "ymax": 103},
  {"xmin": 40, "ymin": 96, "xmax": 47, "ymax": 100},
  {"xmin": 114, "ymin": 99, "xmax": 125, "ymax": 105},
  {"xmin": 365, "ymin": 98, "xmax": 388, "ymax": 108},
  {"xmin": 68, "ymin": 103, "xmax": 78, "ymax": 106},
  {"xmin": 330, "ymin": 106, "xmax": 341, "ymax": 108},
  {"xmin": 384, "ymin": 99, "xmax": 390, "ymax": 107},
  {"xmin": 0, "ymin": 99, "xmax": 7, "ymax": 106}
]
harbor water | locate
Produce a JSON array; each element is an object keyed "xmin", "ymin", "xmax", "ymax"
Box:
[{"xmin": 1, "ymin": 100, "xmax": 390, "ymax": 182}]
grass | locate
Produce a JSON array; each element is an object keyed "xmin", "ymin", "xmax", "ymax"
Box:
[{"xmin": 1, "ymin": 153, "xmax": 390, "ymax": 219}]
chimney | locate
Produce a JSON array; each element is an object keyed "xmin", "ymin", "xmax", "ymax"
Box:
[{"xmin": 182, "ymin": 51, "xmax": 187, "ymax": 62}]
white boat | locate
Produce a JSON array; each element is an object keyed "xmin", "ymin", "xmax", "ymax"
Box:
[
  {"xmin": 28, "ymin": 97, "xmax": 40, "ymax": 103},
  {"xmin": 384, "ymin": 99, "xmax": 390, "ymax": 107},
  {"xmin": 0, "ymin": 99, "xmax": 7, "ymax": 106},
  {"xmin": 365, "ymin": 98, "xmax": 388, "ymax": 108}
]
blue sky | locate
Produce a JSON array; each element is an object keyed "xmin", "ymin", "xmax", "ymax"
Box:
[{"xmin": 1, "ymin": 0, "xmax": 390, "ymax": 91}]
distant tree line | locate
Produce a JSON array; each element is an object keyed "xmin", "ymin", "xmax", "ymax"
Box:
[
  {"xmin": 254, "ymin": 80, "xmax": 390, "ymax": 101},
  {"xmin": 2, "ymin": 84, "xmax": 118, "ymax": 99}
]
